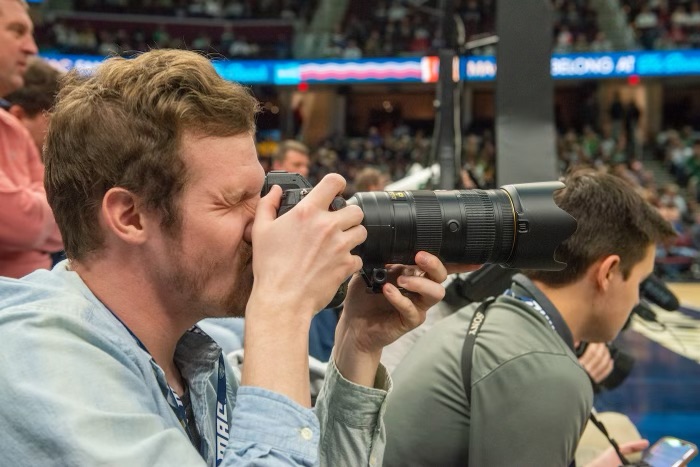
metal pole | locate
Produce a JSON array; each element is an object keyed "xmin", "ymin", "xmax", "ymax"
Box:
[{"xmin": 435, "ymin": 0, "xmax": 458, "ymax": 190}]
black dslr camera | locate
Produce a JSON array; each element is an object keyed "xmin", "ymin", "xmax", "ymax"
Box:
[{"xmin": 262, "ymin": 171, "xmax": 577, "ymax": 301}]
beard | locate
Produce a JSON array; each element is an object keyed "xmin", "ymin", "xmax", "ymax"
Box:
[
  {"xmin": 220, "ymin": 241, "xmax": 253, "ymax": 317},
  {"xmin": 163, "ymin": 240, "xmax": 254, "ymax": 320}
]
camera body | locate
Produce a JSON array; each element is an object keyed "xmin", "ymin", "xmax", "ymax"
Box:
[
  {"xmin": 263, "ymin": 170, "xmax": 347, "ymax": 215},
  {"xmin": 262, "ymin": 171, "xmax": 313, "ymax": 216}
]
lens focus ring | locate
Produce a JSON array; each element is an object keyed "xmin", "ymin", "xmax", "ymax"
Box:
[{"xmin": 412, "ymin": 192, "xmax": 442, "ymax": 256}]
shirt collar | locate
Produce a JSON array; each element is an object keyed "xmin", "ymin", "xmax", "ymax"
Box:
[
  {"xmin": 510, "ymin": 273, "xmax": 575, "ymax": 352},
  {"xmin": 175, "ymin": 325, "xmax": 224, "ymax": 384}
]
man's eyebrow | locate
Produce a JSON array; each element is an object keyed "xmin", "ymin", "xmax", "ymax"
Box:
[
  {"xmin": 7, "ymin": 21, "xmax": 32, "ymax": 34},
  {"xmin": 222, "ymin": 187, "xmax": 258, "ymax": 203}
]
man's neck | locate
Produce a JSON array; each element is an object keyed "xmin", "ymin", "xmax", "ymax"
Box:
[
  {"xmin": 71, "ymin": 257, "xmax": 194, "ymax": 393},
  {"xmin": 530, "ymin": 278, "xmax": 591, "ymax": 344}
]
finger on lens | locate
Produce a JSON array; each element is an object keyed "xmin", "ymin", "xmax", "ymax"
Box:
[
  {"xmin": 342, "ymin": 224, "xmax": 368, "ymax": 250},
  {"xmin": 336, "ymin": 204, "xmax": 364, "ymax": 231},
  {"xmin": 415, "ymin": 252, "xmax": 447, "ymax": 284},
  {"xmin": 396, "ymin": 275, "xmax": 445, "ymax": 303}
]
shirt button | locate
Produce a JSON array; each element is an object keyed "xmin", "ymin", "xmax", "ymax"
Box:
[
  {"xmin": 370, "ymin": 455, "xmax": 377, "ymax": 466},
  {"xmin": 300, "ymin": 427, "xmax": 313, "ymax": 440}
]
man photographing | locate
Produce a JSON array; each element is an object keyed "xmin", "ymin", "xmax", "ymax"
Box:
[{"xmin": 0, "ymin": 49, "xmax": 452, "ymax": 465}]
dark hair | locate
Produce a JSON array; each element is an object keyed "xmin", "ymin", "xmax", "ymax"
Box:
[
  {"xmin": 5, "ymin": 58, "xmax": 62, "ymax": 117},
  {"xmin": 44, "ymin": 49, "xmax": 260, "ymax": 261},
  {"xmin": 525, "ymin": 169, "xmax": 676, "ymax": 285}
]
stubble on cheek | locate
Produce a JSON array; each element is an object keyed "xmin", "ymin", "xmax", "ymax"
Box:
[{"xmin": 223, "ymin": 241, "xmax": 254, "ymax": 317}]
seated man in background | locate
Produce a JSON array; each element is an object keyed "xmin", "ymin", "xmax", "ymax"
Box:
[
  {"xmin": 383, "ymin": 169, "xmax": 676, "ymax": 466},
  {"xmin": 272, "ymin": 138, "xmax": 311, "ymax": 178},
  {"xmin": 0, "ymin": 49, "xmax": 452, "ymax": 466},
  {"xmin": 353, "ymin": 166, "xmax": 389, "ymax": 193},
  {"xmin": 0, "ymin": 0, "xmax": 62, "ymax": 277}
]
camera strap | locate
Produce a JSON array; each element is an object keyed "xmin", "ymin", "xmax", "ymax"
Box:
[
  {"xmin": 588, "ymin": 412, "xmax": 632, "ymax": 465},
  {"xmin": 460, "ymin": 297, "xmax": 496, "ymax": 406}
]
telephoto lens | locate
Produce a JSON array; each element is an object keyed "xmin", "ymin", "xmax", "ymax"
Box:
[
  {"xmin": 348, "ymin": 182, "xmax": 577, "ymax": 285},
  {"xmin": 260, "ymin": 171, "xmax": 577, "ymax": 293}
]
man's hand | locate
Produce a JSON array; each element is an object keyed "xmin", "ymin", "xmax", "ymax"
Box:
[
  {"xmin": 249, "ymin": 173, "xmax": 367, "ymax": 318},
  {"xmin": 584, "ymin": 439, "xmax": 649, "ymax": 467},
  {"xmin": 332, "ymin": 251, "xmax": 453, "ymax": 387},
  {"xmin": 579, "ymin": 342, "xmax": 615, "ymax": 384},
  {"xmin": 243, "ymin": 173, "xmax": 366, "ymax": 406}
]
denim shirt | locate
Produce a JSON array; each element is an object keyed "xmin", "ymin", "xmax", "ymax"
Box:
[{"xmin": 0, "ymin": 262, "xmax": 390, "ymax": 466}]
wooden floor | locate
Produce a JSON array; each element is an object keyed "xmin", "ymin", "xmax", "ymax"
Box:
[{"xmin": 596, "ymin": 282, "xmax": 700, "ymax": 465}]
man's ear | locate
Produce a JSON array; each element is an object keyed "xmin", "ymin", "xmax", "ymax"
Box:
[
  {"xmin": 101, "ymin": 187, "xmax": 148, "ymax": 245},
  {"xmin": 595, "ymin": 254, "xmax": 621, "ymax": 292},
  {"xmin": 7, "ymin": 104, "xmax": 26, "ymax": 122}
]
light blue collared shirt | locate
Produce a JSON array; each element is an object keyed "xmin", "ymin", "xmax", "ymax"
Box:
[{"xmin": 0, "ymin": 262, "xmax": 390, "ymax": 466}]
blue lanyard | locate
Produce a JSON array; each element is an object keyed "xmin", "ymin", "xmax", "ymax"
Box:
[
  {"xmin": 107, "ymin": 310, "xmax": 229, "ymax": 465},
  {"xmin": 504, "ymin": 289, "xmax": 557, "ymax": 333}
]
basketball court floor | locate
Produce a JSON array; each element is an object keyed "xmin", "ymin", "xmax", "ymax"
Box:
[{"xmin": 595, "ymin": 283, "xmax": 700, "ymax": 464}]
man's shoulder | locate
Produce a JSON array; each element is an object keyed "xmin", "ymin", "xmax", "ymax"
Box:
[
  {"xmin": 481, "ymin": 297, "xmax": 570, "ymax": 345},
  {"xmin": 0, "ymin": 109, "xmax": 35, "ymax": 154},
  {"xmin": 0, "ymin": 266, "xmax": 112, "ymax": 332},
  {"xmin": 0, "ymin": 108, "xmax": 29, "ymax": 136},
  {"xmin": 472, "ymin": 297, "xmax": 581, "ymax": 375}
]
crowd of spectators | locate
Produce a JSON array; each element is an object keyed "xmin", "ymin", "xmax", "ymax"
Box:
[
  {"xmin": 33, "ymin": 0, "xmax": 315, "ymax": 59},
  {"xmin": 327, "ymin": 0, "xmax": 609, "ymax": 59},
  {"xmin": 622, "ymin": 0, "xmax": 700, "ymax": 49},
  {"xmin": 27, "ymin": 0, "xmax": 686, "ymax": 64},
  {"xmin": 35, "ymin": 19, "xmax": 293, "ymax": 58},
  {"xmin": 70, "ymin": 0, "xmax": 315, "ymax": 20},
  {"xmin": 30, "ymin": 0, "xmax": 700, "ymax": 60},
  {"xmin": 20, "ymin": 0, "xmax": 630, "ymax": 62}
]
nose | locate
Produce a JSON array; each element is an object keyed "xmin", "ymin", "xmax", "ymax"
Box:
[{"xmin": 23, "ymin": 34, "xmax": 38, "ymax": 55}]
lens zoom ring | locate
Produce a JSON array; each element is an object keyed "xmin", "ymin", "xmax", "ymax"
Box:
[
  {"xmin": 460, "ymin": 191, "xmax": 497, "ymax": 263},
  {"xmin": 413, "ymin": 193, "xmax": 442, "ymax": 255}
]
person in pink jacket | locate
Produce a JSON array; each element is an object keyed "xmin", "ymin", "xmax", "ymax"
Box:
[{"xmin": 0, "ymin": 0, "xmax": 62, "ymax": 278}]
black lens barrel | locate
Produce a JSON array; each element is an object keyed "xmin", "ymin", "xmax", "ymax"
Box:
[{"xmin": 348, "ymin": 182, "xmax": 576, "ymax": 271}]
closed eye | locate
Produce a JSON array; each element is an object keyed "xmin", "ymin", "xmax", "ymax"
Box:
[
  {"xmin": 8, "ymin": 23, "xmax": 30, "ymax": 38},
  {"xmin": 212, "ymin": 191, "xmax": 258, "ymax": 212}
]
